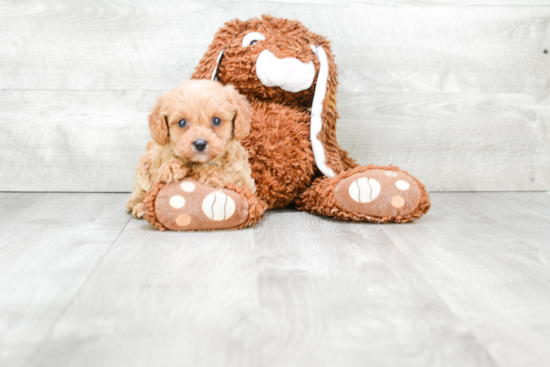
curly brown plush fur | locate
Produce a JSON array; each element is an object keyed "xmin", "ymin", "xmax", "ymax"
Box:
[{"xmin": 190, "ymin": 15, "xmax": 430, "ymax": 223}]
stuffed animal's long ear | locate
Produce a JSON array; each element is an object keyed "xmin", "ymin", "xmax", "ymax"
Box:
[
  {"xmin": 149, "ymin": 94, "xmax": 170, "ymax": 145},
  {"xmin": 191, "ymin": 20, "xmax": 243, "ymax": 80},
  {"xmin": 225, "ymin": 84, "xmax": 253, "ymax": 141},
  {"xmin": 310, "ymin": 43, "xmax": 344, "ymax": 177}
]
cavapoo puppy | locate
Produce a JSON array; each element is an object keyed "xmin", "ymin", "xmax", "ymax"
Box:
[{"xmin": 126, "ymin": 79, "xmax": 255, "ymax": 218}]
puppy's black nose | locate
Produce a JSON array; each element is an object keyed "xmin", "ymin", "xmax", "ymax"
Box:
[{"xmin": 193, "ymin": 139, "xmax": 207, "ymax": 151}]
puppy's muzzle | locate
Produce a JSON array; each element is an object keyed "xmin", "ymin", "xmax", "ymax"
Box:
[{"xmin": 193, "ymin": 139, "xmax": 208, "ymax": 152}]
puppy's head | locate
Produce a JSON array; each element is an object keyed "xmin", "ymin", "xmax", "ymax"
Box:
[{"xmin": 149, "ymin": 79, "xmax": 252, "ymax": 163}]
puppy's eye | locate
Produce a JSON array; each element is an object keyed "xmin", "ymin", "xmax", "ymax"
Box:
[
  {"xmin": 212, "ymin": 117, "xmax": 222, "ymax": 126},
  {"xmin": 242, "ymin": 32, "xmax": 265, "ymax": 47},
  {"xmin": 178, "ymin": 119, "xmax": 187, "ymax": 128}
]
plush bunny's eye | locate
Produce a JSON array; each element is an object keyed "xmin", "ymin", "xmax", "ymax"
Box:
[
  {"xmin": 242, "ymin": 32, "xmax": 265, "ymax": 47},
  {"xmin": 178, "ymin": 119, "xmax": 187, "ymax": 128},
  {"xmin": 212, "ymin": 117, "xmax": 222, "ymax": 126}
]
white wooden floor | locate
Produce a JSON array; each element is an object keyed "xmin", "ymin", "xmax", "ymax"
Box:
[{"xmin": 1, "ymin": 192, "xmax": 549, "ymax": 367}]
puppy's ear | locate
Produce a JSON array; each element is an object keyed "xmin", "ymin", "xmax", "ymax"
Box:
[
  {"xmin": 149, "ymin": 94, "xmax": 170, "ymax": 145},
  {"xmin": 225, "ymin": 84, "xmax": 253, "ymax": 141}
]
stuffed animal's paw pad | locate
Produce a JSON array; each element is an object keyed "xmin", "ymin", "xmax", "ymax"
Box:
[
  {"xmin": 180, "ymin": 181, "xmax": 196, "ymax": 192},
  {"xmin": 335, "ymin": 169, "xmax": 422, "ymax": 218},
  {"xmin": 348, "ymin": 177, "xmax": 381, "ymax": 203},
  {"xmin": 202, "ymin": 191, "xmax": 236, "ymax": 221},
  {"xmin": 153, "ymin": 179, "xmax": 249, "ymax": 231}
]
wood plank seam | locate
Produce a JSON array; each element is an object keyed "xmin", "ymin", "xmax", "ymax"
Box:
[{"xmin": 23, "ymin": 215, "xmax": 133, "ymax": 367}]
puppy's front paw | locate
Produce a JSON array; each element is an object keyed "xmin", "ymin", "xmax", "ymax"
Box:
[
  {"xmin": 157, "ymin": 160, "xmax": 187, "ymax": 183},
  {"xmin": 131, "ymin": 202, "xmax": 145, "ymax": 218}
]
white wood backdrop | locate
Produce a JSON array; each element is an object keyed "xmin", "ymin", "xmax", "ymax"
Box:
[{"xmin": 0, "ymin": 0, "xmax": 548, "ymax": 192}]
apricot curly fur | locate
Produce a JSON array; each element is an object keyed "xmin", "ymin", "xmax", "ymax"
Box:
[{"xmin": 127, "ymin": 80, "xmax": 257, "ymax": 220}]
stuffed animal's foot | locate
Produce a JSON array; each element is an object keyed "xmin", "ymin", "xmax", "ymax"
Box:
[
  {"xmin": 334, "ymin": 168, "xmax": 428, "ymax": 221},
  {"xmin": 143, "ymin": 178, "xmax": 267, "ymax": 231},
  {"xmin": 296, "ymin": 165, "xmax": 430, "ymax": 223}
]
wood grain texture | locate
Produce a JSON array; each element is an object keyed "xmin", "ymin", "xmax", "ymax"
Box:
[
  {"xmin": 253, "ymin": 210, "xmax": 496, "ymax": 367},
  {"xmin": 0, "ymin": 193, "xmax": 130, "ymax": 367},
  {"xmin": 382, "ymin": 192, "xmax": 550, "ymax": 367},
  {"xmin": 337, "ymin": 92, "xmax": 550, "ymax": 191},
  {"xmin": 27, "ymin": 218, "xmax": 260, "ymax": 367},
  {"xmin": 0, "ymin": 1, "xmax": 548, "ymax": 92},
  {"xmin": 215, "ymin": 0, "xmax": 550, "ymax": 4},
  {"xmin": 0, "ymin": 90, "xmax": 154, "ymax": 192},
  {"xmin": 0, "ymin": 1, "xmax": 548, "ymax": 192},
  {"xmin": 1, "ymin": 90, "xmax": 548, "ymax": 192},
  {"xmin": 2, "ymin": 192, "xmax": 550, "ymax": 366}
]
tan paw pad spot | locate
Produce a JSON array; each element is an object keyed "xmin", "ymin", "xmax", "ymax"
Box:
[
  {"xmin": 391, "ymin": 195, "xmax": 405, "ymax": 208},
  {"xmin": 202, "ymin": 191, "xmax": 236, "ymax": 221},
  {"xmin": 176, "ymin": 214, "xmax": 191, "ymax": 227},
  {"xmin": 169, "ymin": 195, "xmax": 186, "ymax": 208}
]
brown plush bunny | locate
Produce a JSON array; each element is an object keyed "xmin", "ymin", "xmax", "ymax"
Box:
[{"xmin": 144, "ymin": 15, "xmax": 430, "ymax": 230}]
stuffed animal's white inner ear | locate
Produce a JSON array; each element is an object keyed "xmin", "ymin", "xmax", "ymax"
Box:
[
  {"xmin": 211, "ymin": 49, "xmax": 225, "ymax": 81},
  {"xmin": 310, "ymin": 45, "xmax": 335, "ymax": 178}
]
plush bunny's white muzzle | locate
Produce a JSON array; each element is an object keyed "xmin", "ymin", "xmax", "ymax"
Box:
[
  {"xmin": 255, "ymin": 50, "xmax": 315, "ymax": 93},
  {"xmin": 210, "ymin": 45, "xmax": 335, "ymax": 178}
]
